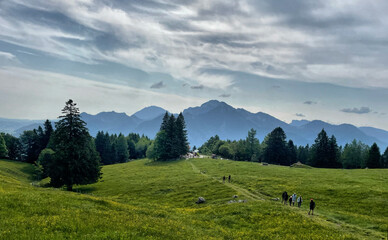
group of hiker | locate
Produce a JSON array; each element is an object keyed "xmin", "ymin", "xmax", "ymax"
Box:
[
  {"xmin": 222, "ymin": 175, "xmax": 231, "ymax": 183},
  {"xmin": 282, "ymin": 191, "xmax": 316, "ymax": 215}
]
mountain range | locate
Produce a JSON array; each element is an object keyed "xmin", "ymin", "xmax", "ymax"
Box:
[{"xmin": 1, "ymin": 100, "xmax": 388, "ymax": 149}]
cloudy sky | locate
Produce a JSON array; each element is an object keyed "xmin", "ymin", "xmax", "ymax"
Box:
[{"xmin": 0, "ymin": 0, "xmax": 387, "ymax": 130}]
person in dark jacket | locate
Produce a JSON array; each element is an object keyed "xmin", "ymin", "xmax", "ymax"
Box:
[
  {"xmin": 223, "ymin": 176, "xmax": 225, "ymax": 183},
  {"xmin": 282, "ymin": 191, "xmax": 288, "ymax": 204},
  {"xmin": 228, "ymin": 175, "xmax": 231, "ymax": 183},
  {"xmin": 309, "ymin": 199, "xmax": 316, "ymax": 215},
  {"xmin": 288, "ymin": 196, "xmax": 292, "ymax": 206}
]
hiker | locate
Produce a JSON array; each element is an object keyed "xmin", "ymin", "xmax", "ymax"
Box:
[
  {"xmin": 282, "ymin": 191, "xmax": 288, "ymax": 205},
  {"xmin": 228, "ymin": 175, "xmax": 231, "ymax": 183},
  {"xmin": 223, "ymin": 176, "xmax": 226, "ymax": 183},
  {"xmin": 308, "ymin": 199, "xmax": 315, "ymax": 215},
  {"xmin": 292, "ymin": 193, "xmax": 297, "ymax": 206},
  {"xmin": 289, "ymin": 196, "xmax": 292, "ymax": 206},
  {"xmin": 297, "ymin": 196, "xmax": 303, "ymax": 207}
]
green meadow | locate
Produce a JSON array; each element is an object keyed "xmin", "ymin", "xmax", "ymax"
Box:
[{"xmin": 0, "ymin": 158, "xmax": 387, "ymax": 239}]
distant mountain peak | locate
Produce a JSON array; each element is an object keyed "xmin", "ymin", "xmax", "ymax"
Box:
[{"xmin": 132, "ymin": 106, "xmax": 166, "ymax": 120}]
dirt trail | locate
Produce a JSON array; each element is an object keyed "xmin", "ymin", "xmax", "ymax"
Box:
[{"xmin": 188, "ymin": 160, "xmax": 265, "ymax": 201}]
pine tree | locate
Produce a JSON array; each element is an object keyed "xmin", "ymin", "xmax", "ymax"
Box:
[
  {"xmin": 366, "ymin": 143, "xmax": 381, "ymax": 168},
  {"xmin": 0, "ymin": 134, "xmax": 8, "ymax": 158},
  {"xmin": 309, "ymin": 129, "xmax": 330, "ymax": 167},
  {"xmin": 166, "ymin": 114, "xmax": 177, "ymax": 159},
  {"xmin": 246, "ymin": 128, "xmax": 260, "ymax": 161},
  {"xmin": 287, "ymin": 140, "xmax": 297, "ymax": 165},
  {"xmin": 42, "ymin": 119, "xmax": 54, "ymax": 148},
  {"xmin": 381, "ymin": 147, "xmax": 388, "ymax": 168},
  {"xmin": 175, "ymin": 113, "xmax": 189, "ymax": 156},
  {"xmin": 263, "ymin": 127, "xmax": 288, "ymax": 165},
  {"xmin": 160, "ymin": 112, "xmax": 169, "ymax": 131},
  {"xmin": 50, "ymin": 99, "xmax": 101, "ymax": 191},
  {"xmin": 327, "ymin": 135, "xmax": 341, "ymax": 168}
]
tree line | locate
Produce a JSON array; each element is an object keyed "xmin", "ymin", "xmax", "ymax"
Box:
[
  {"xmin": 199, "ymin": 127, "xmax": 388, "ymax": 169},
  {"xmin": 0, "ymin": 101, "xmax": 190, "ymax": 190}
]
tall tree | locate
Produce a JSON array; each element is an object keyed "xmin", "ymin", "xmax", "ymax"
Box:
[
  {"xmin": 287, "ymin": 140, "xmax": 297, "ymax": 165},
  {"xmin": 50, "ymin": 99, "xmax": 101, "ymax": 191},
  {"xmin": 160, "ymin": 112, "xmax": 169, "ymax": 131},
  {"xmin": 246, "ymin": 128, "xmax": 260, "ymax": 161},
  {"xmin": 366, "ymin": 143, "xmax": 381, "ymax": 168},
  {"xmin": 341, "ymin": 140, "xmax": 369, "ymax": 169},
  {"xmin": 327, "ymin": 135, "xmax": 341, "ymax": 168},
  {"xmin": 95, "ymin": 131, "xmax": 113, "ymax": 165},
  {"xmin": 175, "ymin": 113, "xmax": 189, "ymax": 156},
  {"xmin": 115, "ymin": 134, "xmax": 129, "ymax": 163},
  {"xmin": 263, "ymin": 127, "xmax": 288, "ymax": 165},
  {"xmin": 42, "ymin": 119, "xmax": 54, "ymax": 148},
  {"xmin": 0, "ymin": 134, "xmax": 8, "ymax": 158},
  {"xmin": 19, "ymin": 130, "xmax": 40, "ymax": 163},
  {"xmin": 309, "ymin": 129, "xmax": 330, "ymax": 167},
  {"xmin": 381, "ymin": 147, "xmax": 388, "ymax": 168}
]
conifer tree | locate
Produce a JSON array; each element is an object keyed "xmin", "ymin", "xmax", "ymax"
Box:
[
  {"xmin": 50, "ymin": 99, "xmax": 101, "ymax": 191},
  {"xmin": 263, "ymin": 127, "xmax": 288, "ymax": 165},
  {"xmin": 175, "ymin": 113, "xmax": 189, "ymax": 156},
  {"xmin": 309, "ymin": 129, "xmax": 330, "ymax": 167},
  {"xmin": 366, "ymin": 143, "xmax": 381, "ymax": 168},
  {"xmin": 381, "ymin": 147, "xmax": 388, "ymax": 168},
  {"xmin": 287, "ymin": 140, "xmax": 297, "ymax": 165}
]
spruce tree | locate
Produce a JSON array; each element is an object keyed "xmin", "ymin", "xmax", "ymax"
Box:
[
  {"xmin": 50, "ymin": 99, "xmax": 101, "ymax": 191},
  {"xmin": 366, "ymin": 143, "xmax": 381, "ymax": 168},
  {"xmin": 0, "ymin": 134, "xmax": 8, "ymax": 158},
  {"xmin": 327, "ymin": 135, "xmax": 341, "ymax": 168},
  {"xmin": 381, "ymin": 147, "xmax": 388, "ymax": 168},
  {"xmin": 166, "ymin": 114, "xmax": 177, "ymax": 159},
  {"xmin": 287, "ymin": 140, "xmax": 297, "ymax": 165},
  {"xmin": 263, "ymin": 127, "xmax": 288, "ymax": 165},
  {"xmin": 309, "ymin": 129, "xmax": 330, "ymax": 167},
  {"xmin": 175, "ymin": 113, "xmax": 189, "ymax": 156},
  {"xmin": 160, "ymin": 112, "xmax": 169, "ymax": 131},
  {"xmin": 246, "ymin": 128, "xmax": 260, "ymax": 161}
]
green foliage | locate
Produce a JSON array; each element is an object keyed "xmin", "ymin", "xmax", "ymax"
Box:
[
  {"xmin": 50, "ymin": 99, "xmax": 101, "ymax": 190},
  {"xmin": 366, "ymin": 143, "xmax": 381, "ymax": 168},
  {"xmin": 115, "ymin": 134, "xmax": 129, "ymax": 163},
  {"xmin": 19, "ymin": 130, "xmax": 40, "ymax": 163},
  {"xmin": 297, "ymin": 144, "xmax": 309, "ymax": 164},
  {"xmin": 263, "ymin": 127, "xmax": 288, "ymax": 165},
  {"xmin": 309, "ymin": 129, "xmax": 341, "ymax": 168},
  {"xmin": 36, "ymin": 148, "xmax": 55, "ymax": 179},
  {"xmin": 341, "ymin": 140, "xmax": 369, "ymax": 169},
  {"xmin": 0, "ymin": 134, "xmax": 8, "ymax": 158},
  {"xmin": 1, "ymin": 133, "xmax": 22, "ymax": 160},
  {"xmin": 152, "ymin": 113, "xmax": 188, "ymax": 161},
  {"xmin": 382, "ymin": 147, "xmax": 388, "ymax": 168},
  {"xmin": 287, "ymin": 140, "xmax": 297, "ymax": 164}
]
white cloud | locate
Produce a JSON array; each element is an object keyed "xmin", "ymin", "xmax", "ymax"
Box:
[{"xmin": 0, "ymin": 67, "xmax": 206, "ymax": 119}]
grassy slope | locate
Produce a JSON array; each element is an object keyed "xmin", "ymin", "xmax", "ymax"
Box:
[{"xmin": 0, "ymin": 158, "xmax": 387, "ymax": 239}]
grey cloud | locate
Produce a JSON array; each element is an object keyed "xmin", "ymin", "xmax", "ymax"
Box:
[
  {"xmin": 341, "ymin": 107, "xmax": 372, "ymax": 114},
  {"xmin": 295, "ymin": 113, "xmax": 305, "ymax": 117},
  {"xmin": 150, "ymin": 81, "xmax": 165, "ymax": 89},
  {"xmin": 219, "ymin": 94, "xmax": 231, "ymax": 98},
  {"xmin": 304, "ymin": 101, "xmax": 317, "ymax": 105},
  {"xmin": 191, "ymin": 85, "xmax": 204, "ymax": 90}
]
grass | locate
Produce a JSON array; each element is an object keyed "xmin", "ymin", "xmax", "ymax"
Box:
[{"xmin": 0, "ymin": 158, "xmax": 387, "ymax": 239}]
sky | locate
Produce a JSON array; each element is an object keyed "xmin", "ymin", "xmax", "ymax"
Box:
[{"xmin": 0, "ymin": 0, "xmax": 387, "ymax": 130}]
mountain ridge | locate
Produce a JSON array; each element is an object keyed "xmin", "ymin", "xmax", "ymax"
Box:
[{"xmin": 1, "ymin": 100, "xmax": 387, "ymax": 149}]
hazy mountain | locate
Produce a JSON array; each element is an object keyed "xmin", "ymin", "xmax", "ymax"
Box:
[
  {"xmin": 80, "ymin": 111, "xmax": 142, "ymax": 137},
  {"xmin": 1, "ymin": 100, "xmax": 387, "ymax": 149},
  {"xmin": 133, "ymin": 106, "xmax": 166, "ymax": 120}
]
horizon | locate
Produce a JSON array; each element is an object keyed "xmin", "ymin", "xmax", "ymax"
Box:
[{"xmin": 2, "ymin": 99, "xmax": 387, "ymax": 132}]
